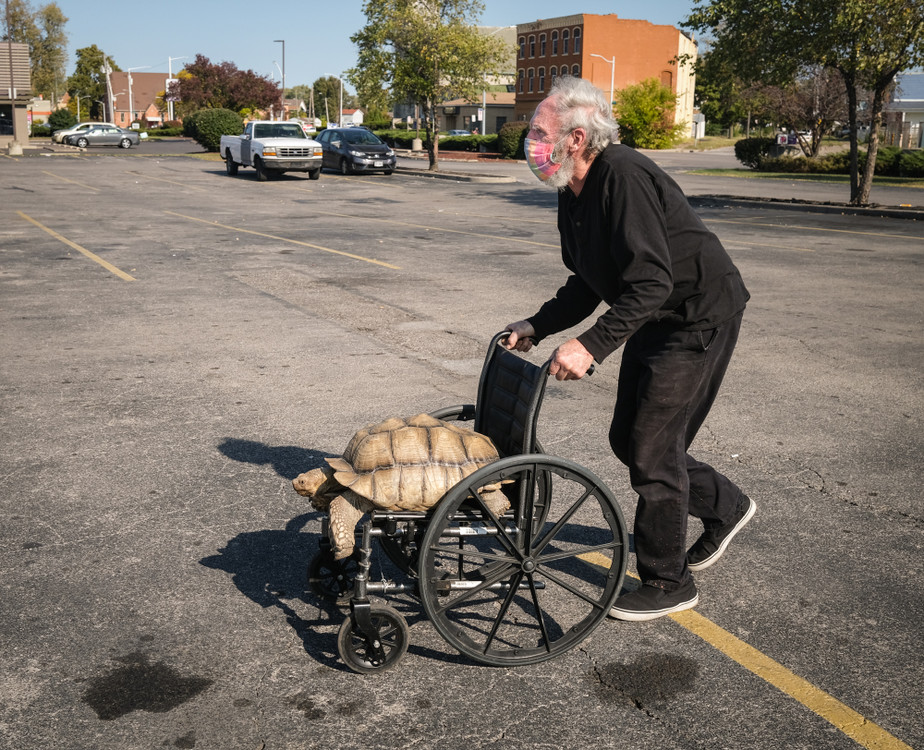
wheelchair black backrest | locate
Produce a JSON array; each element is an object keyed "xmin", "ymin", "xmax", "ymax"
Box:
[{"xmin": 473, "ymin": 332, "xmax": 550, "ymax": 457}]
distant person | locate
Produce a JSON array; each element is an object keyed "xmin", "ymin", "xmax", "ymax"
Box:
[{"xmin": 504, "ymin": 76, "xmax": 755, "ymax": 621}]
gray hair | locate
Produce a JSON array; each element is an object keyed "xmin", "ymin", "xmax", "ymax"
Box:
[{"xmin": 546, "ymin": 76, "xmax": 618, "ymax": 155}]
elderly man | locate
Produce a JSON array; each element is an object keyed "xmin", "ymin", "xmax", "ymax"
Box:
[{"xmin": 505, "ymin": 76, "xmax": 754, "ymax": 621}]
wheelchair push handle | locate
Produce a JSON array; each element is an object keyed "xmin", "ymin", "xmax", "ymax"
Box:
[{"xmin": 495, "ymin": 331, "xmax": 595, "ymax": 378}]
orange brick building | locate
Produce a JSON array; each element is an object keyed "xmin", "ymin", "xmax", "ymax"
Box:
[{"xmin": 514, "ymin": 14, "xmax": 696, "ymax": 128}]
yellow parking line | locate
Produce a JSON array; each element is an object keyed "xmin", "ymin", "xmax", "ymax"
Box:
[
  {"xmin": 164, "ymin": 211, "xmax": 401, "ymax": 269},
  {"xmin": 579, "ymin": 552, "xmax": 911, "ymax": 750},
  {"xmin": 17, "ymin": 211, "xmax": 136, "ymax": 281},
  {"xmin": 321, "ymin": 210, "xmax": 560, "ymax": 248},
  {"xmin": 42, "ymin": 171, "xmax": 101, "ymax": 191}
]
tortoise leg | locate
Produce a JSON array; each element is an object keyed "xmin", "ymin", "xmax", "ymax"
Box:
[
  {"xmin": 480, "ymin": 489, "xmax": 511, "ymax": 517},
  {"xmin": 328, "ymin": 492, "xmax": 370, "ymax": 560}
]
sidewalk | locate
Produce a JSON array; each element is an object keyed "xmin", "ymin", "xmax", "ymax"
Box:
[{"xmin": 395, "ymin": 146, "xmax": 924, "ymax": 219}]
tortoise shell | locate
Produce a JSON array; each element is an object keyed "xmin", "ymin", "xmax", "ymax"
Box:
[{"xmin": 326, "ymin": 413, "xmax": 500, "ymax": 511}]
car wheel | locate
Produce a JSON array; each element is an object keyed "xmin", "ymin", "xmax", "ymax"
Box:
[
  {"xmin": 76, "ymin": 137, "xmax": 88, "ymax": 149},
  {"xmin": 119, "ymin": 138, "xmax": 132, "ymax": 149},
  {"xmin": 309, "ymin": 169, "xmax": 320, "ymax": 181},
  {"xmin": 225, "ymin": 153, "xmax": 239, "ymax": 175},
  {"xmin": 340, "ymin": 158, "xmax": 352, "ymax": 176},
  {"xmin": 254, "ymin": 157, "xmax": 269, "ymax": 182}
]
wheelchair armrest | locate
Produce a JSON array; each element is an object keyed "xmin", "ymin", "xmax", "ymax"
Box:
[{"xmin": 428, "ymin": 404, "xmax": 476, "ymax": 422}]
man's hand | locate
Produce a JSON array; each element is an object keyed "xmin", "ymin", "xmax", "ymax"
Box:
[
  {"xmin": 504, "ymin": 321, "xmax": 537, "ymax": 352},
  {"xmin": 548, "ymin": 338, "xmax": 594, "ymax": 380}
]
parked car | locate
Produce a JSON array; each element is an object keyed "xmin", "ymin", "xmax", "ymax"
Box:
[
  {"xmin": 65, "ymin": 125, "xmax": 141, "ymax": 149},
  {"xmin": 315, "ymin": 127, "xmax": 396, "ymax": 175},
  {"xmin": 446, "ymin": 129, "xmax": 473, "ymax": 136},
  {"xmin": 52, "ymin": 121, "xmax": 117, "ymax": 144}
]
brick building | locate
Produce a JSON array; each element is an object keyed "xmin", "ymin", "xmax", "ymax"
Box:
[
  {"xmin": 514, "ymin": 14, "xmax": 696, "ymax": 127},
  {"xmin": 107, "ymin": 71, "xmax": 170, "ymax": 128}
]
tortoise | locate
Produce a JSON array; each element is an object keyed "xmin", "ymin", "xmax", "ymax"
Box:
[{"xmin": 294, "ymin": 413, "xmax": 510, "ymax": 559}]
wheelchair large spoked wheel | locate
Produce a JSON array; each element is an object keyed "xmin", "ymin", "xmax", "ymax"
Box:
[{"xmin": 418, "ymin": 454, "xmax": 628, "ymax": 667}]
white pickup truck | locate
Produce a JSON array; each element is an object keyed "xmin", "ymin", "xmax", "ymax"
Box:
[{"xmin": 220, "ymin": 121, "xmax": 323, "ymax": 181}]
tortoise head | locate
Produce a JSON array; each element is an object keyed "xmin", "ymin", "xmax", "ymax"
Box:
[{"xmin": 292, "ymin": 465, "xmax": 339, "ymax": 511}]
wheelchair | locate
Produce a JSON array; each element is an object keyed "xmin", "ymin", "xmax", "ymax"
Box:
[{"xmin": 308, "ymin": 332, "xmax": 630, "ymax": 674}]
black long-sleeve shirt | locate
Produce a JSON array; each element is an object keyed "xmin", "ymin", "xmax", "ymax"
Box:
[{"xmin": 528, "ymin": 144, "xmax": 750, "ymax": 362}]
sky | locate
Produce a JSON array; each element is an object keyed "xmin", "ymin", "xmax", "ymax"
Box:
[{"xmin": 51, "ymin": 0, "xmax": 698, "ymax": 94}]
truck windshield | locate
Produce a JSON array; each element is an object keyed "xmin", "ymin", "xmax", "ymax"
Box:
[{"xmin": 252, "ymin": 124, "xmax": 306, "ymax": 139}]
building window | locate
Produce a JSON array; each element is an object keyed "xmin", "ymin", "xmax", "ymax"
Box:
[
  {"xmin": 527, "ymin": 68, "xmax": 535, "ymax": 93},
  {"xmin": 660, "ymin": 70, "xmax": 673, "ymax": 88},
  {"xmin": 518, "ymin": 37, "xmax": 525, "ymax": 59},
  {"xmin": 528, "ymin": 35, "xmax": 535, "ymax": 58},
  {"xmin": 518, "ymin": 69, "xmax": 524, "ymax": 93},
  {"xmin": 551, "ymin": 30, "xmax": 558, "ymax": 55},
  {"xmin": 539, "ymin": 33, "xmax": 546, "ymax": 57},
  {"xmin": 573, "ymin": 28, "xmax": 581, "ymax": 54},
  {"xmin": 538, "ymin": 66, "xmax": 546, "ymax": 92},
  {"xmin": 550, "ymin": 65, "xmax": 557, "ymax": 83},
  {"xmin": 562, "ymin": 29, "xmax": 570, "ymax": 55},
  {"xmin": 572, "ymin": 64, "xmax": 580, "ymax": 77}
]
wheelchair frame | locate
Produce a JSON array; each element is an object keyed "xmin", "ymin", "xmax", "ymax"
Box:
[{"xmin": 309, "ymin": 332, "xmax": 629, "ymax": 673}]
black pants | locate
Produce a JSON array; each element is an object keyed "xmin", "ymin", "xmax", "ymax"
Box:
[{"xmin": 609, "ymin": 312, "xmax": 745, "ymax": 590}]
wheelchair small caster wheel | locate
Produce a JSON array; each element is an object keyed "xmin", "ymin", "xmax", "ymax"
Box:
[
  {"xmin": 307, "ymin": 549, "xmax": 359, "ymax": 604},
  {"xmin": 337, "ymin": 604, "xmax": 409, "ymax": 674}
]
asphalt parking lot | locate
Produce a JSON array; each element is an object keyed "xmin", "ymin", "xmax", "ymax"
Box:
[{"xmin": 1, "ymin": 144, "xmax": 922, "ymax": 750}]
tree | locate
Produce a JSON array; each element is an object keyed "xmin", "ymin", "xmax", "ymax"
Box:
[
  {"xmin": 614, "ymin": 78, "xmax": 687, "ymax": 149},
  {"xmin": 757, "ymin": 69, "xmax": 849, "ymax": 157},
  {"xmin": 167, "ymin": 54, "xmax": 279, "ymax": 116},
  {"xmin": 312, "ymin": 75, "xmax": 357, "ymax": 125},
  {"xmin": 684, "ymin": 0, "xmax": 924, "ymax": 205},
  {"xmin": 1, "ymin": 0, "xmax": 68, "ymax": 102},
  {"xmin": 46, "ymin": 106, "xmax": 73, "ymax": 130},
  {"xmin": 66, "ymin": 45, "xmax": 118, "ymax": 121},
  {"xmin": 349, "ymin": 0, "xmax": 512, "ymax": 170}
]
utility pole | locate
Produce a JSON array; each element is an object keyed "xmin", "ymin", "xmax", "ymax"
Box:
[
  {"xmin": 274, "ymin": 39, "xmax": 285, "ymax": 119},
  {"xmin": 102, "ymin": 56, "xmax": 114, "ymax": 122}
]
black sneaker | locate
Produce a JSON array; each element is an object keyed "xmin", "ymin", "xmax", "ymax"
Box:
[
  {"xmin": 609, "ymin": 579, "xmax": 699, "ymax": 621},
  {"xmin": 687, "ymin": 496, "xmax": 756, "ymax": 572}
]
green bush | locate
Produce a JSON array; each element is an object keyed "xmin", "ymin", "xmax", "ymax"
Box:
[
  {"xmin": 47, "ymin": 108, "xmax": 76, "ymax": 131},
  {"xmin": 734, "ymin": 137, "xmax": 777, "ymax": 169},
  {"xmin": 188, "ymin": 108, "xmax": 243, "ymax": 152},
  {"xmin": 756, "ymin": 145, "xmax": 924, "ymax": 177},
  {"xmin": 182, "ymin": 110, "xmax": 203, "ymax": 139},
  {"xmin": 31, "ymin": 123, "xmax": 52, "ymax": 137},
  {"xmin": 871, "ymin": 146, "xmax": 901, "ymax": 175},
  {"xmin": 899, "ymin": 149, "xmax": 924, "ymax": 177},
  {"xmin": 371, "ymin": 129, "xmax": 416, "ymax": 149},
  {"xmin": 144, "ymin": 126, "xmax": 184, "ymax": 137},
  {"xmin": 498, "ymin": 121, "xmax": 529, "ymax": 159},
  {"xmin": 438, "ymin": 134, "xmax": 498, "ymax": 152}
]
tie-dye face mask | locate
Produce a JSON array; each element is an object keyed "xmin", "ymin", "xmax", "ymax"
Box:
[{"xmin": 524, "ymin": 136, "xmax": 567, "ymax": 182}]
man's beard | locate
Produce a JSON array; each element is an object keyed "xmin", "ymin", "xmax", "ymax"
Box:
[{"xmin": 544, "ymin": 150, "xmax": 576, "ymax": 190}]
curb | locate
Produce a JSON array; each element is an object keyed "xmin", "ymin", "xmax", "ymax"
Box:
[
  {"xmin": 689, "ymin": 194, "xmax": 924, "ymax": 221},
  {"xmin": 393, "ymin": 166, "xmax": 516, "ymax": 183}
]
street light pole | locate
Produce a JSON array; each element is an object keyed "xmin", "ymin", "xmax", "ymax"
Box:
[
  {"xmin": 589, "ymin": 53, "xmax": 615, "ymax": 113},
  {"xmin": 166, "ymin": 55, "xmax": 187, "ymax": 122},
  {"xmin": 274, "ymin": 40, "xmax": 285, "ymax": 120}
]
